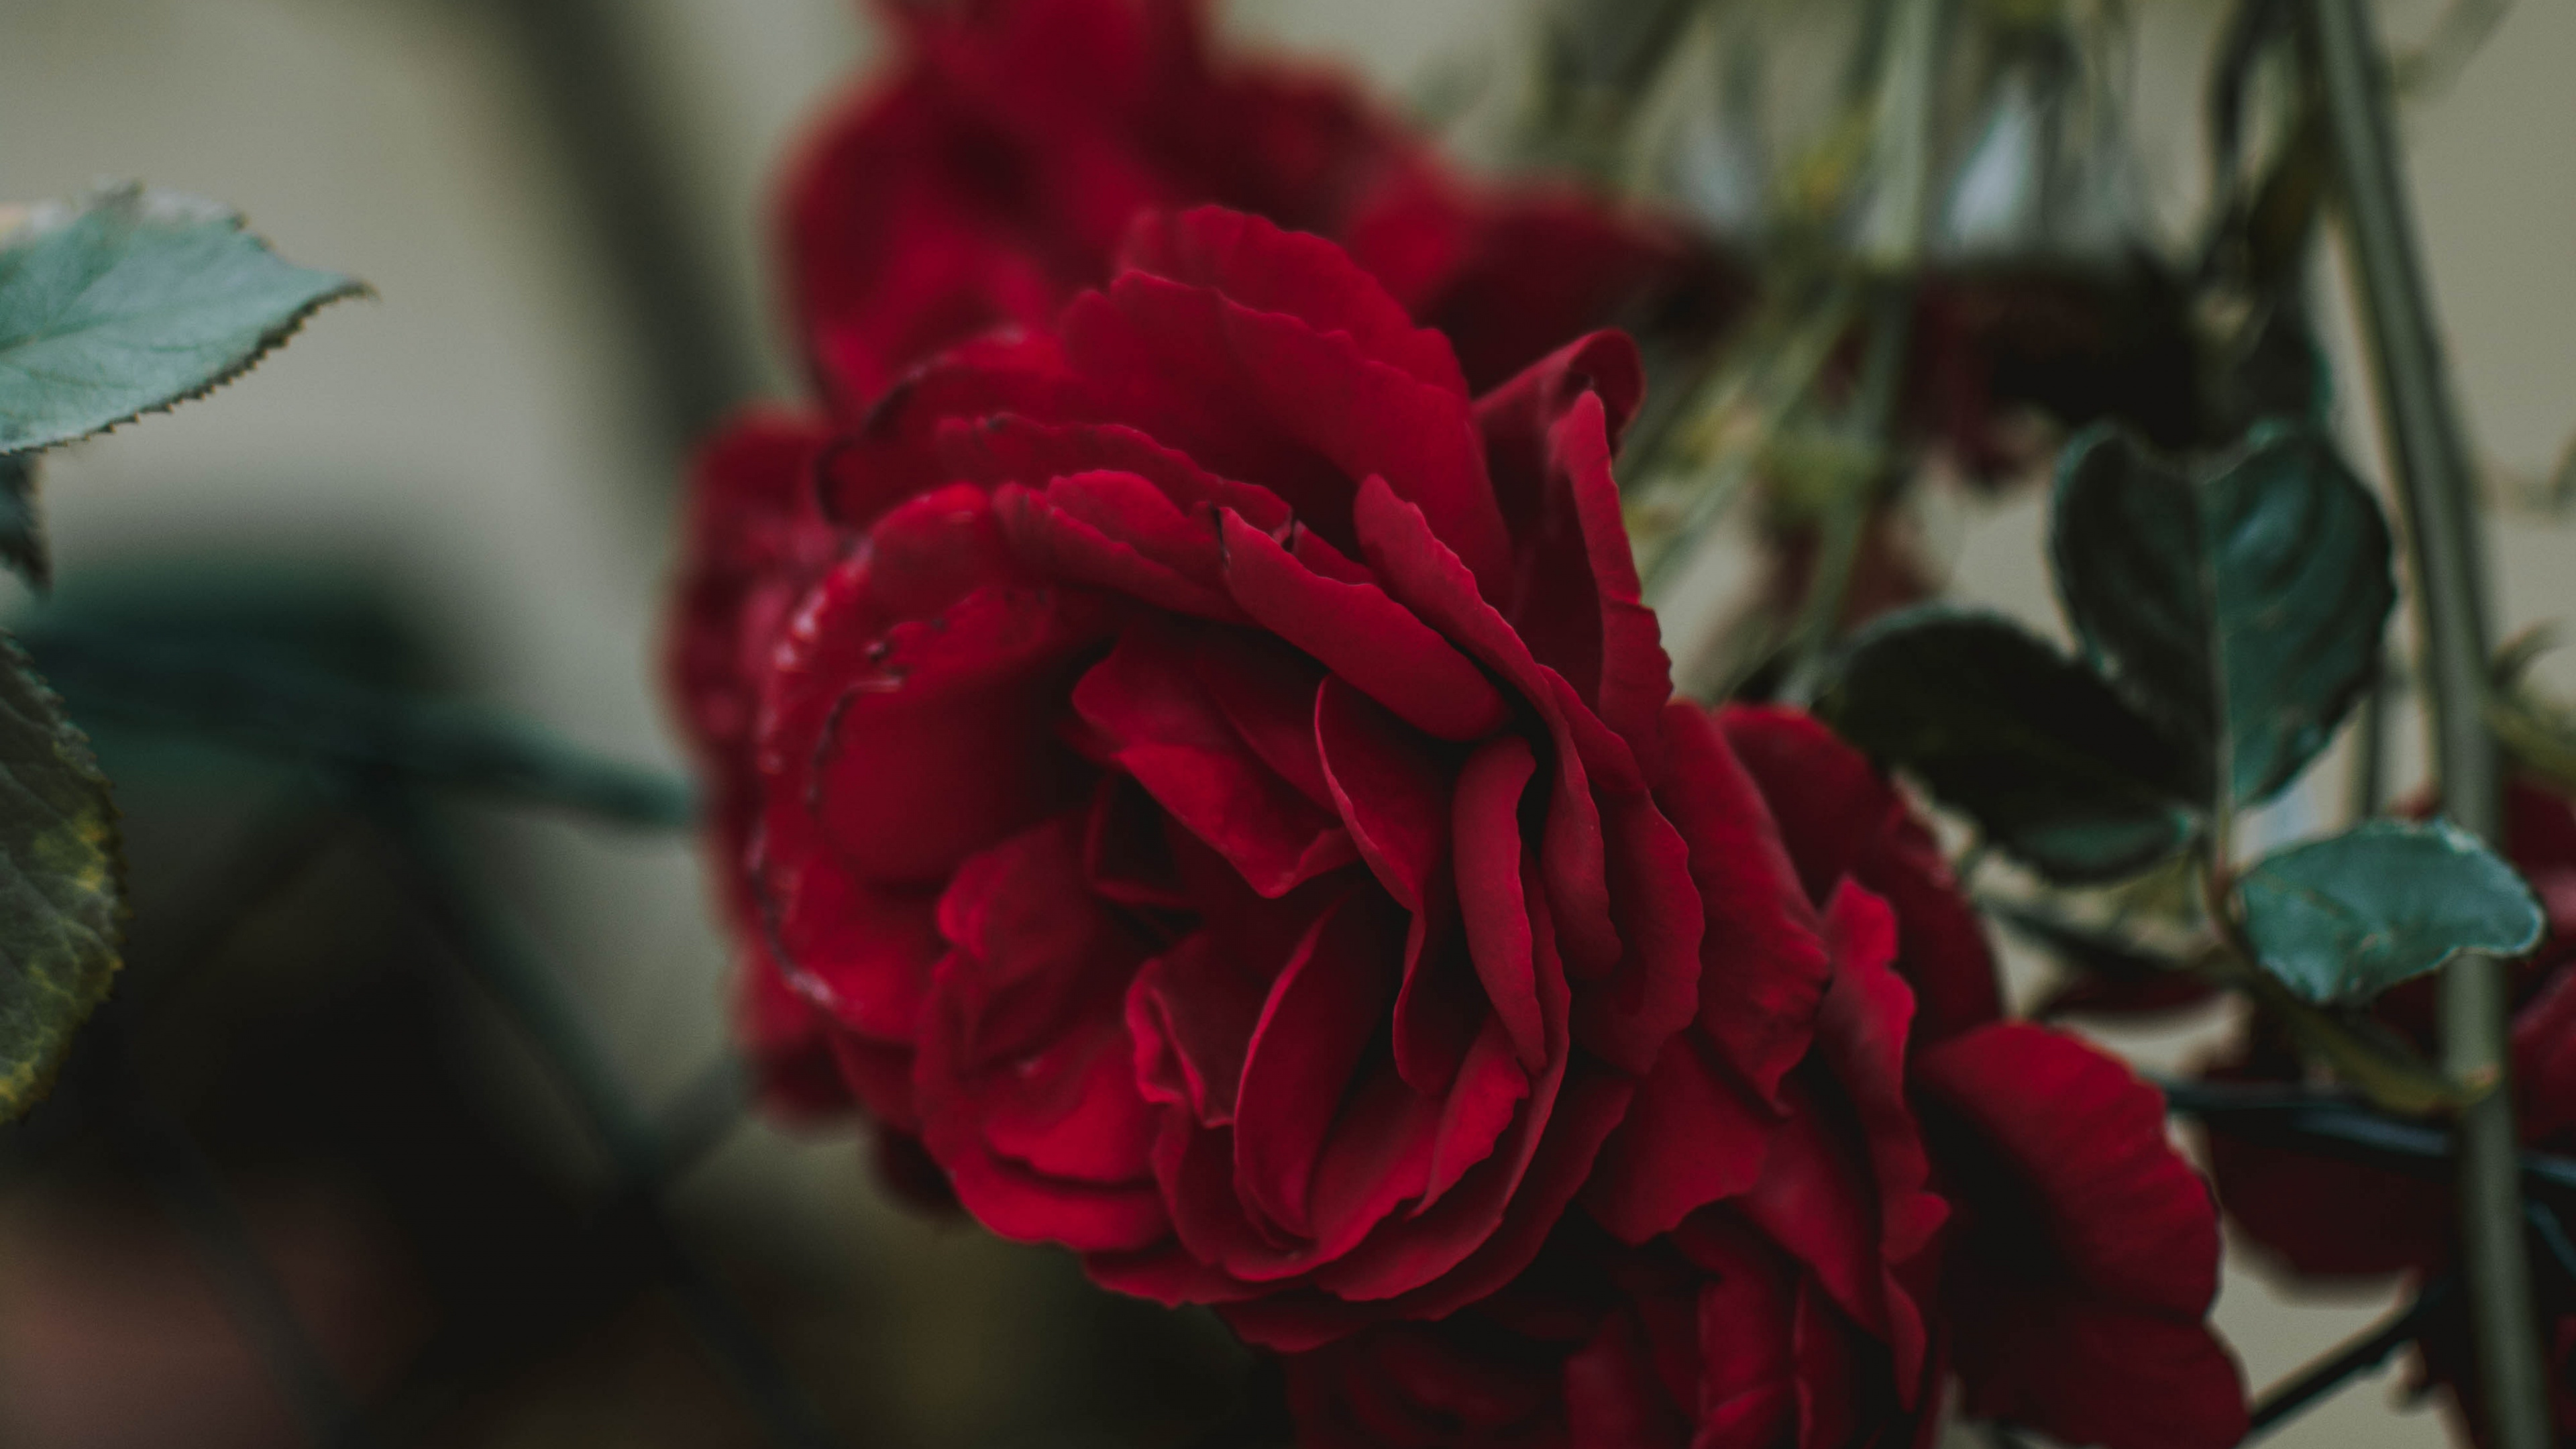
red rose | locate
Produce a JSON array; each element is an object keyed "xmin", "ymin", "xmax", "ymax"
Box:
[
  {"xmin": 1285, "ymin": 707, "xmax": 2244, "ymax": 1448},
  {"xmin": 681, "ymin": 205, "xmax": 1821, "ymax": 1342},
  {"xmin": 777, "ymin": 0, "xmax": 1733, "ymax": 410},
  {"xmin": 2204, "ymin": 780, "xmax": 2576, "ymax": 1441},
  {"xmin": 684, "ymin": 0, "xmax": 1741, "ymax": 1121}
]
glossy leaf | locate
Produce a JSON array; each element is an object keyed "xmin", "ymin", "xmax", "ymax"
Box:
[
  {"xmin": 2052, "ymin": 422, "xmax": 2394, "ymax": 808},
  {"xmin": 0, "ymin": 636, "xmax": 123, "ymax": 1120},
  {"xmin": 0, "ymin": 184, "xmax": 363, "ymax": 455},
  {"xmin": 2239, "ymin": 819, "xmax": 2544, "ymax": 1006},
  {"xmin": 1816, "ymin": 608, "xmax": 2201, "ymax": 883}
]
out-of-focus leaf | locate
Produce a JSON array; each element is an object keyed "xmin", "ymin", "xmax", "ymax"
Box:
[
  {"xmin": 0, "ymin": 184, "xmax": 363, "ymax": 455},
  {"xmin": 2239, "ymin": 818, "xmax": 2544, "ymax": 1006},
  {"xmin": 0, "ymin": 636, "xmax": 122, "ymax": 1120},
  {"xmin": 2052, "ymin": 422, "xmax": 2395, "ymax": 808},
  {"xmin": 2200, "ymin": 303, "xmax": 2330, "ymax": 443},
  {"xmin": 0, "ymin": 455, "xmax": 43, "ymax": 590},
  {"xmin": 1815, "ymin": 608, "xmax": 2201, "ymax": 883}
]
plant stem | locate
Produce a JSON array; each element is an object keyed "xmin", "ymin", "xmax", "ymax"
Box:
[
  {"xmin": 1778, "ymin": 0, "xmax": 1945, "ymax": 699},
  {"xmin": 2245, "ymin": 1277, "xmax": 2457, "ymax": 1439},
  {"xmin": 2306, "ymin": 0, "xmax": 2545, "ymax": 1441}
]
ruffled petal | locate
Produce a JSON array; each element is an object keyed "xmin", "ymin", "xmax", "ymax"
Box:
[
  {"xmin": 1072, "ymin": 622, "xmax": 1357, "ymax": 896},
  {"xmin": 1119, "ymin": 205, "xmax": 1469, "ymax": 398},
  {"xmin": 1719, "ymin": 705, "xmax": 2002, "ymax": 1042}
]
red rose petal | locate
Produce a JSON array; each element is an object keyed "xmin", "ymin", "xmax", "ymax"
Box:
[
  {"xmin": 1191, "ymin": 629, "xmax": 1336, "ymax": 811},
  {"xmin": 754, "ymin": 845, "xmax": 943, "ymax": 1044},
  {"xmin": 1235, "ymin": 890, "xmax": 1405, "ymax": 1238},
  {"xmin": 994, "ymin": 473, "xmax": 1240, "ymax": 619},
  {"xmin": 1721, "ymin": 705, "xmax": 2002, "ymax": 1042},
  {"xmin": 1584, "ymin": 1033, "xmax": 1774, "ymax": 1244},
  {"xmin": 937, "ymin": 411, "xmax": 1293, "ymax": 534},
  {"xmin": 1119, "ymin": 205, "xmax": 1469, "ymax": 398},
  {"xmin": 1128, "ymin": 918, "xmax": 1289, "ymax": 1128},
  {"xmin": 1452, "ymin": 737, "xmax": 1548, "ymax": 1070},
  {"xmin": 1417, "ymin": 1017, "xmax": 1532, "ymax": 1214},
  {"xmin": 1947, "ymin": 1288, "xmax": 2249, "ymax": 1449},
  {"xmin": 1390, "ymin": 900, "xmax": 1481, "ymax": 1095},
  {"xmin": 1914, "ymin": 1022, "xmax": 2219, "ymax": 1317},
  {"xmin": 1315, "ymin": 676, "xmax": 1454, "ymax": 913},
  {"xmin": 1065, "ymin": 272, "xmax": 1509, "ymax": 596},
  {"xmin": 1073, "ymin": 623, "xmax": 1358, "ymax": 897},
  {"xmin": 765, "ymin": 570, "xmax": 1104, "ymax": 887},
  {"xmin": 973, "ymin": 1007, "xmax": 1159, "ymax": 1185},
  {"xmin": 1654, "ymin": 702, "xmax": 1830, "ymax": 1103},
  {"xmin": 1216, "ymin": 507, "xmax": 1509, "ymax": 741}
]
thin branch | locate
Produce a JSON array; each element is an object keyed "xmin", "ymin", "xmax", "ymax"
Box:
[
  {"xmin": 371, "ymin": 791, "xmax": 840, "ymax": 1449},
  {"xmin": 2159, "ymin": 1079, "xmax": 2576, "ymax": 1201},
  {"xmin": 26, "ymin": 626, "xmax": 694, "ymax": 828},
  {"xmin": 112, "ymin": 1063, "xmax": 370, "ymax": 1449},
  {"xmin": 2245, "ymin": 1276, "xmax": 2455, "ymax": 1438}
]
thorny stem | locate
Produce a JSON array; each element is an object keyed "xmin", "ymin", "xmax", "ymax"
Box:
[{"xmin": 2306, "ymin": 0, "xmax": 2544, "ymax": 1440}]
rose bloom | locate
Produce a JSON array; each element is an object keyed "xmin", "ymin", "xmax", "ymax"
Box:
[
  {"xmin": 2205, "ymin": 779, "xmax": 2576, "ymax": 1443},
  {"xmin": 682, "ymin": 0, "xmax": 1744, "ymax": 1129},
  {"xmin": 782, "ymin": 0, "xmax": 1737, "ymax": 413},
  {"xmin": 1285, "ymin": 707, "xmax": 2247, "ymax": 1448},
  {"xmin": 672, "ymin": 205, "xmax": 1823, "ymax": 1338}
]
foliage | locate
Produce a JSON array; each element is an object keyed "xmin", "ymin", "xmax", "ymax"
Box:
[
  {"xmin": 2237, "ymin": 819, "xmax": 2542, "ymax": 1005},
  {"xmin": 0, "ymin": 184, "xmax": 354, "ymax": 1120}
]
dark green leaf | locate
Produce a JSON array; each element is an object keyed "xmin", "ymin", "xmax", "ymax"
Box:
[
  {"xmin": 2052, "ymin": 421, "xmax": 2394, "ymax": 808},
  {"xmin": 1815, "ymin": 609, "xmax": 2201, "ymax": 883},
  {"xmin": 0, "ymin": 184, "xmax": 363, "ymax": 455},
  {"xmin": 0, "ymin": 635, "xmax": 122, "ymax": 1120},
  {"xmin": 0, "ymin": 455, "xmax": 44, "ymax": 590},
  {"xmin": 2239, "ymin": 818, "xmax": 2544, "ymax": 1005}
]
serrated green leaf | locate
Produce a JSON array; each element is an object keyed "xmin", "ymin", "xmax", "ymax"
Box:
[
  {"xmin": 2052, "ymin": 421, "xmax": 2394, "ymax": 808},
  {"xmin": 0, "ymin": 455, "xmax": 43, "ymax": 591},
  {"xmin": 0, "ymin": 635, "xmax": 122, "ymax": 1120},
  {"xmin": 1815, "ymin": 608, "xmax": 2202, "ymax": 883},
  {"xmin": 0, "ymin": 184, "xmax": 363, "ymax": 455},
  {"xmin": 2239, "ymin": 818, "xmax": 2544, "ymax": 1006}
]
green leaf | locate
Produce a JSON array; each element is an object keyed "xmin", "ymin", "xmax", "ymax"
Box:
[
  {"xmin": 1815, "ymin": 608, "xmax": 2202, "ymax": 883},
  {"xmin": 2239, "ymin": 818, "xmax": 2545, "ymax": 1006},
  {"xmin": 0, "ymin": 455, "xmax": 44, "ymax": 590},
  {"xmin": 0, "ymin": 184, "xmax": 364, "ymax": 455},
  {"xmin": 0, "ymin": 635, "xmax": 123, "ymax": 1120},
  {"xmin": 2051, "ymin": 422, "xmax": 2394, "ymax": 808}
]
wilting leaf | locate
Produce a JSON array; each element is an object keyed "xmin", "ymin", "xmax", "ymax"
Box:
[
  {"xmin": 1816, "ymin": 608, "xmax": 2201, "ymax": 883},
  {"xmin": 2052, "ymin": 422, "xmax": 2394, "ymax": 808},
  {"xmin": 0, "ymin": 184, "xmax": 363, "ymax": 455},
  {"xmin": 2239, "ymin": 818, "xmax": 2544, "ymax": 1006},
  {"xmin": 0, "ymin": 636, "xmax": 123, "ymax": 1119}
]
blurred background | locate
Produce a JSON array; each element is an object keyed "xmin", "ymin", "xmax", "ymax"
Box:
[{"xmin": 0, "ymin": 0, "xmax": 2567, "ymax": 1445}]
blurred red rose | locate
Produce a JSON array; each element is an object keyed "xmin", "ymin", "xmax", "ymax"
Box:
[
  {"xmin": 676, "ymin": 205, "xmax": 1820, "ymax": 1341},
  {"xmin": 778, "ymin": 0, "xmax": 1736, "ymax": 411},
  {"xmin": 2204, "ymin": 779, "xmax": 2576, "ymax": 1442},
  {"xmin": 1285, "ymin": 707, "xmax": 2245, "ymax": 1448}
]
